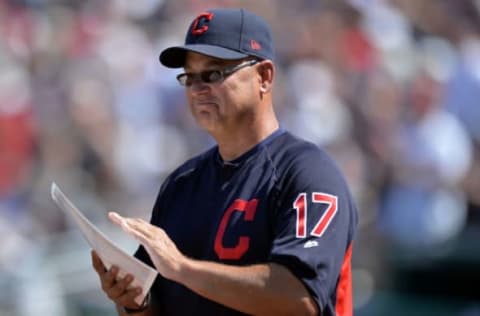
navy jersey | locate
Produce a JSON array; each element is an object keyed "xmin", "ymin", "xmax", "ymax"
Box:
[{"xmin": 134, "ymin": 129, "xmax": 358, "ymax": 316}]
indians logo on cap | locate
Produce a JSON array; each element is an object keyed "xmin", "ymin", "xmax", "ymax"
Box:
[{"xmin": 191, "ymin": 12, "xmax": 214, "ymax": 35}]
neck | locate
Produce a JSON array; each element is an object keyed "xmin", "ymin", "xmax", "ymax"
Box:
[{"xmin": 215, "ymin": 115, "xmax": 279, "ymax": 161}]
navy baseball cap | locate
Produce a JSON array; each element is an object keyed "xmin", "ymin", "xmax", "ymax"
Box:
[{"xmin": 160, "ymin": 8, "xmax": 274, "ymax": 68}]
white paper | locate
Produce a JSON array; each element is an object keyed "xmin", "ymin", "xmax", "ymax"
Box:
[{"xmin": 50, "ymin": 182, "xmax": 157, "ymax": 305}]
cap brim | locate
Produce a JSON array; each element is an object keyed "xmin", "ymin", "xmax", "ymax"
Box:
[{"xmin": 159, "ymin": 44, "xmax": 249, "ymax": 68}]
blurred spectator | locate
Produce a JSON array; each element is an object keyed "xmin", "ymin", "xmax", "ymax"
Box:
[
  {"xmin": 378, "ymin": 68, "xmax": 472, "ymax": 249},
  {"xmin": 0, "ymin": 58, "xmax": 35, "ymax": 208}
]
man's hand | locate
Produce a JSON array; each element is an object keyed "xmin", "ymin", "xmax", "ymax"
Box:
[
  {"xmin": 108, "ymin": 212, "xmax": 185, "ymax": 281},
  {"xmin": 91, "ymin": 250, "xmax": 143, "ymax": 309}
]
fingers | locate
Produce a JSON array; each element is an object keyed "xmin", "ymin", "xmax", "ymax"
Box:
[
  {"xmin": 91, "ymin": 250, "xmax": 105, "ymax": 274},
  {"xmin": 116, "ymin": 287, "xmax": 143, "ymax": 308},
  {"xmin": 91, "ymin": 250, "xmax": 120, "ymax": 289},
  {"xmin": 105, "ymin": 272, "xmax": 143, "ymax": 309},
  {"xmin": 92, "ymin": 244, "xmax": 144, "ymax": 308},
  {"xmin": 108, "ymin": 212, "xmax": 150, "ymax": 231},
  {"xmin": 108, "ymin": 212, "xmax": 143, "ymax": 239},
  {"xmin": 106, "ymin": 213, "xmax": 183, "ymax": 282},
  {"xmin": 106, "ymin": 272, "xmax": 134, "ymax": 299},
  {"xmin": 108, "ymin": 212, "xmax": 126, "ymax": 226},
  {"xmin": 93, "ymin": 262, "xmax": 142, "ymax": 308},
  {"xmin": 127, "ymin": 219, "xmax": 156, "ymax": 239},
  {"xmin": 108, "ymin": 212, "xmax": 153, "ymax": 243}
]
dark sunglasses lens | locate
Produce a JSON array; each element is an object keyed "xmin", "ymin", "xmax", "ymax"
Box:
[
  {"xmin": 202, "ymin": 70, "xmax": 222, "ymax": 83},
  {"xmin": 177, "ymin": 69, "xmax": 224, "ymax": 86}
]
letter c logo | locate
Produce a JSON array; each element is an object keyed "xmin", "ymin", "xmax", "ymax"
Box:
[
  {"xmin": 214, "ymin": 199, "xmax": 258, "ymax": 260},
  {"xmin": 191, "ymin": 12, "xmax": 214, "ymax": 35}
]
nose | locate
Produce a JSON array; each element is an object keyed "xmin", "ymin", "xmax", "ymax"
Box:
[{"xmin": 189, "ymin": 79, "xmax": 211, "ymax": 93}]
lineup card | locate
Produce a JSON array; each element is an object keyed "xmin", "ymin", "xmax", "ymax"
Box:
[{"xmin": 50, "ymin": 182, "xmax": 157, "ymax": 305}]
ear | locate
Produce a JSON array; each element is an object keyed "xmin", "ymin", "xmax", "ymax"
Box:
[{"xmin": 257, "ymin": 60, "xmax": 275, "ymax": 93}]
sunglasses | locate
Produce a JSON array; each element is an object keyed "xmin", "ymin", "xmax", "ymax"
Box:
[{"xmin": 176, "ymin": 59, "xmax": 259, "ymax": 87}]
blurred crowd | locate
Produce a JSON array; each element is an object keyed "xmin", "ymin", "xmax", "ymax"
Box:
[{"xmin": 1, "ymin": 0, "xmax": 480, "ymax": 315}]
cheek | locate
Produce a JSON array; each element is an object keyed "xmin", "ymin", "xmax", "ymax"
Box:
[
  {"xmin": 231, "ymin": 81, "xmax": 258, "ymax": 105},
  {"xmin": 222, "ymin": 79, "xmax": 252, "ymax": 103}
]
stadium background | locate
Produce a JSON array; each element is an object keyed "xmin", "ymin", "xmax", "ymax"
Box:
[{"xmin": 1, "ymin": 0, "xmax": 480, "ymax": 315}]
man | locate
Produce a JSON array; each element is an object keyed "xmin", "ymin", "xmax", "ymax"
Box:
[{"xmin": 92, "ymin": 8, "xmax": 358, "ymax": 316}]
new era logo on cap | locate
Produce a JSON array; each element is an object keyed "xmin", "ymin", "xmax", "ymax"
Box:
[
  {"xmin": 159, "ymin": 8, "xmax": 275, "ymax": 68},
  {"xmin": 250, "ymin": 39, "xmax": 261, "ymax": 50}
]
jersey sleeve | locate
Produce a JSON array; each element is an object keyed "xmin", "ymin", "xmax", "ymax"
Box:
[{"xmin": 268, "ymin": 147, "xmax": 358, "ymax": 311}]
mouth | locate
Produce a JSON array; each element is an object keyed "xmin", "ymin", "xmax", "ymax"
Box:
[
  {"xmin": 191, "ymin": 101, "xmax": 218, "ymax": 118},
  {"xmin": 194, "ymin": 100, "xmax": 217, "ymax": 107},
  {"xmin": 192, "ymin": 101, "xmax": 219, "ymax": 113}
]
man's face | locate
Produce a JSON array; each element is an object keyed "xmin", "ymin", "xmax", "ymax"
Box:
[{"xmin": 182, "ymin": 52, "xmax": 260, "ymax": 136}]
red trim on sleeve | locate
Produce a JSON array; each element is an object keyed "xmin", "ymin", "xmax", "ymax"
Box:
[{"xmin": 335, "ymin": 243, "xmax": 354, "ymax": 316}]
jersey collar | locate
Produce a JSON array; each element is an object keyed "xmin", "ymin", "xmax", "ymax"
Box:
[{"xmin": 215, "ymin": 127, "xmax": 286, "ymax": 168}]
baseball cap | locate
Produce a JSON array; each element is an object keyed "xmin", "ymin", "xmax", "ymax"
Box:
[{"xmin": 159, "ymin": 8, "xmax": 274, "ymax": 68}]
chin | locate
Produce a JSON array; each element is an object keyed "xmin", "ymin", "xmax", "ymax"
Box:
[{"xmin": 194, "ymin": 114, "xmax": 217, "ymax": 132}]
